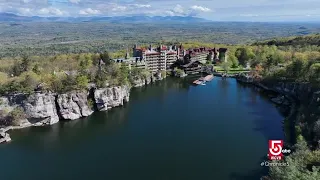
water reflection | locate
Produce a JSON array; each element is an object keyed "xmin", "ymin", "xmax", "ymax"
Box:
[{"xmin": 10, "ymin": 105, "xmax": 131, "ymax": 148}]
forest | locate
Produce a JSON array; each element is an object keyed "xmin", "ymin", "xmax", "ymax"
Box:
[{"xmin": 0, "ymin": 22, "xmax": 320, "ymax": 57}]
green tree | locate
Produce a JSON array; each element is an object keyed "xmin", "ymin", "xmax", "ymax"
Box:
[
  {"xmin": 221, "ymin": 61, "xmax": 231, "ymax": 73},
  {"xmin": 235, "ymin": 47, "xmax": 255, "ymax": 67},
  {"xmin": 32, "ymin": 64, "xmax": 41, "ymax": 75},
  {"xmin": 118, "ymin": 64, "xmax": 129, "ymax": 85},
  {"xmin": 100, "ymin": 51, "xmax": 111, "ymax": 65},
  {"xmin": 0, "ymin": 72, "xmax": 8, "ymax": 85},
  {"xmin": 76, "ymin": 75, "xmax": 89, "ymax": 90},
  {"xmin": 228, "ymin": 54, "xmax": 239, "ymax": 68},
  {"xmin": 21, "ymin": 71, "xmax": 40, "ymax": 93},
  {"xmin": 21, "ymin": 55, "xmax": 31, "ymax": 72}
]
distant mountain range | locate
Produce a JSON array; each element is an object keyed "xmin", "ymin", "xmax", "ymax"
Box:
[{"xmin": 0, "ymin": 12, "xmax": 211, "ymax": 23}]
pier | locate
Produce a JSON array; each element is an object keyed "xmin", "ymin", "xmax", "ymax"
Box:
[{"xmin": 193, "ymin": 75, "xmax": 214, "ymax": 85}]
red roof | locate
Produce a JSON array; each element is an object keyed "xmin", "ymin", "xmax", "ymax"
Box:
[
  {"xmin": 167, "ymin": 52, "xmax": 176, "ymax": 55},
  {"xmin": 146, "ymin": 52, "xmax": 161, "ymax": 55}
]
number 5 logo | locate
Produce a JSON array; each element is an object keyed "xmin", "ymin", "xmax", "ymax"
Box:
[{"xmin": 269, "ymin": 140, "xmax": 283, "ymax": 156}]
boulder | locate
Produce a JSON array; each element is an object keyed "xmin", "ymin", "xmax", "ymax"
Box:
[
  {"xmin": 0, "ymin": 131, "xmax": 11, "ymax": 144},
  {"xmin": 132, "ymin": 78, "xmax": 145, "ymax": 87},
  {"xmin": 145, "ymin": 75, "xmax": 152, "ymax": 85},
  {"xmin": 23, "ymin": 93, "xmax": 59, "ymax": 126},
  {"xmin": 57, "ymin": 92, "xmax": 93, "ymax": 120},
  {"xmin": 94, "ymin": 86, "xmax": 130, "ymax": 111},
  {"xmin": 154, "ymin": 71, "xmax": 163, "ymax": 81}
]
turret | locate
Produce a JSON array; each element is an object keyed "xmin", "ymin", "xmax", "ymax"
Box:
[{"xmin": 125, "ymin": 47, "xmax": 130, "ymax": 59}]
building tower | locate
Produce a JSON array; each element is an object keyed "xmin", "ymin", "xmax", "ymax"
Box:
[{"xmin": 125, "ymin": 46, "xmax": 130, "ymax": 59}]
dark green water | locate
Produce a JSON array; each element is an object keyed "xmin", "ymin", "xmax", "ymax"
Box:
[{"xmin": 0, "ymin": 77, "xmax": 284, "ymax": 180}]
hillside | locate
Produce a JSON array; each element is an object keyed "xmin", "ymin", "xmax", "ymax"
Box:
[
  {"xmin": 0, "ymin": 13, "xmax": 210, "ymax": 23},
  {"xmin": 1, "ymin": 22, "xmax": 320, "ymax": 57},
  {"xmin": 253, "ymin": 34, "xmax": 320, "ymax": 46}
]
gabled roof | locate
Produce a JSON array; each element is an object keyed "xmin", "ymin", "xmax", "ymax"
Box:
[{"xmin": 182, "ymin": 60, "xmax": 202, "ymax": 68}]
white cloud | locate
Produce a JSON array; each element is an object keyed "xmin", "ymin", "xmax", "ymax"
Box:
[
  {"xmin": 79, "ymin": 8, "xmax": 101, "ymax": 15},
  {"xmin": 69, "ymin": 0, "xmax": 80, "ymax": 4},
  {"xmin": 38, "ymin": 7, "xmax": 65, "ymax": 16},
  {"xmin": 18, "ymin": 7, "xmax": 32, "ymax": 15},
  {"xmin": 132, "ymin": 4, "xmax": 151, "ymax": 8},
  {"xmin": 111, "ymin": 5, "xmax": 127, "ymax": 12},
  {"xmin": 239, "ymin": 14, "xmax": 259, "ymax": 17},
  {"xmin": 173, "ymin": 4, "xmax": 184, "ymax": 14},
  {"xmin": 165, "ymin": 10, "xmax": 175, "ymax": 16},
  {"xmin": 190, "ymin": 5, "xmax": 211, "ymax": 12},
  {"xmin": 165, "ymin": 4, "xmax": 186, "ymax": 16}
]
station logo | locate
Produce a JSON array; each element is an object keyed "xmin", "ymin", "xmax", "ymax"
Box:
[{"xmin": 268, "ymin": 140, "xmax": 291, "ymax": 160}]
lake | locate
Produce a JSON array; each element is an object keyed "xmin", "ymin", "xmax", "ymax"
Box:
[{"xmin": 0, "ymin": 77, "xmax": 284, "ymax": 180}]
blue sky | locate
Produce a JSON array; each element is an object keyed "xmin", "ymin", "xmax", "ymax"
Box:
[{"xmin": 0, "ymin": 0, "xmax": 320, "ymax": 21}]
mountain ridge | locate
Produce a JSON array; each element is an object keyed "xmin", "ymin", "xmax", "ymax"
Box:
[{"xmin": 0, "ymin": 12, "xmax": 211, "ymax": 23}]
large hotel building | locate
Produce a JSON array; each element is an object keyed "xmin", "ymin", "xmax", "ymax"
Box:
[{"xmin": 114, "ymin": 44, "xmax": 227, "ymax": 73}]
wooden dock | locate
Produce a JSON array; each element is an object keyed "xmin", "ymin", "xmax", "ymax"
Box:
[
  {"xmin": 204, "ymin": 74, "xmax": 214, "ymax": 81},
  {"xmin": 192, "ymin": 75, "xmax": 214, "ymax": 85}
]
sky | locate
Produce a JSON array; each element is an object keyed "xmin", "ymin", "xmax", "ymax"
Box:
[{"xmin": 0, "ymin": 0, "xmax": 320, "ymax": 22}]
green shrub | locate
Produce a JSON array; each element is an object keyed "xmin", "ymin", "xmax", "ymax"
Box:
[
  {"xmin": 88, "ymin": 99, "xmax": 95, "ymax": 110},
  {"xmin": 76, "ymin": 75, "xmax": 89, "ymax": 90},
  {"xmin": 161, "ymin": 70, "xmax": 166, "ymax": 78}
]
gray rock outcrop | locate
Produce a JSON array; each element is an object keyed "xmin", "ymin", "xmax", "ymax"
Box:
[
  {"xmin": 57, "ymin": 92, "xmax": 93, "ymax": 120},
  {"xmin": 0, "ymin": 131, "xmax": 11, "ymax": 143},
  {"xmin": 145, "ymin": 74, "xmax": 152, "ymax": 85},
  {"xmin": 23, "ymin": 93, "xmax": 59, "ymax": 126},
  {"xmin": 94, "ymin": 86, "xmax": 130, "ymax": 111},
  {"xmin": 154, "ymin": 71, "xmax": 163, "ymax": 81},
  {"xmin": 132, "ymin": 78, "xmax": 145, "ymax": 87}
]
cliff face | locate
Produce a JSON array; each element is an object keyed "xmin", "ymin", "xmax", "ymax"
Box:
[
  {"xmin": 0, "ymin": 76, "xmax": 163, "ymax": 143},
  {"xmin": 131, "ymin": 73, "xmax": 153, "ymax": 87},
  {"xmin": 23, "ymin": 93, "xmax": 60, "ymax": 126},
  {"xmin": 131, "ymin": 78, "xmax": 145, "ymax": 87},
  {"xmin": 272, "ymin": 82, "xmax": 314, "ymax": 101},
  {"xmin": 57, "ymin": 92, "xmax": 93, "ymax": 120},
  {"xmin": 94, "ymin": 86, "xmax": 130, "ymax": 111},
  {"xmin": 258, "ymin": 80, "xmax": 320, "ymax": 146}
]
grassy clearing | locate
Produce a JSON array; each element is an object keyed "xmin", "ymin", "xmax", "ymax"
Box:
[{"xmin": 214, "ymin": 65, "xmax": 250, "ymax": 74}]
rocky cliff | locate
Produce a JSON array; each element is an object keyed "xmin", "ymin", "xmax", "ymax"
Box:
[
  {"xmin": 94, "ymin": 86, "xmax": 130, "ymax": 111},
  {"xmin": 131, "ymin": 74, "xmax": 153, "ymax": 87},
  {"xmin": 23, "ymin": 93, "xmax": 60, "ymax": 126},
  {"xmin": 0, "ymin": 75, "xmax": 163, "ymax": 143},
  {"xmin": 247, "ymin": 79, "xmax": 320, "ymax": 146},
  {"xmin": 57, "ymin": 92, "xmax": 93, "ymax": 120}
]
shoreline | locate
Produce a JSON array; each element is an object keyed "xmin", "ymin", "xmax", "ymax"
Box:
[
  {"xmin": 236, "ymin": 78, "xmax": 298, "ymax": 145},
  {"xmin": 0, "ymin": 74, "xmax": 165, "ymax": 144}
]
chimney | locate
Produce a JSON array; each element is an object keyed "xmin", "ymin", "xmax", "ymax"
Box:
[{"xmin": 149, "ymin": 44, "xmax": 152, "ymax": 50}]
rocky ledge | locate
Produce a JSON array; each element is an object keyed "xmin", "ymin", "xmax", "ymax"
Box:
[
  {"xmin": 24, "ymin": 93, "xmax": 60, "ymax": 126},
  {"xmin": 0, "ymin": 130, "xmax": 11, "ymax": 143},
  {"xmin": 94, "ymin": 86, "xmax": 130, "ymax": 111},
  {"xmin": 0, "ymin": 74, "xmax": 168, "ymax": 144},
  {"xmin": 57, "ymin": 92, "xmax": 93, "ymax": 120}
]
